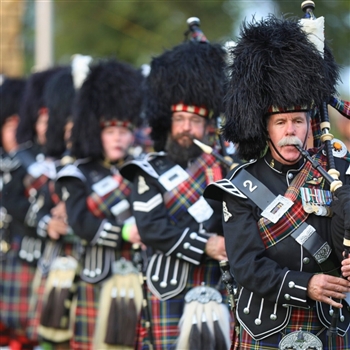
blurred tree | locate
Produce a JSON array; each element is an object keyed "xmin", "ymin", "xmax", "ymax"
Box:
[
  {"xmin": 53, "ymin": 0, "xmax": 233, "ymax": 68},
  {"xmin": 22, "ymin": 0, "xmax": 348, "ymax": 93}
]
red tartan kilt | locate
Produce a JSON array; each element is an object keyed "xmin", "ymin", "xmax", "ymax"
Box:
[
  {"xmin": 0, "ymin": 245, "xmax": 36, "ymax": 332},
  {"xmin": 25, "ymin": 271, "xmax": 46, "ymax": 341},
  {"xmin": 70, "ymin": 281, "xmax": 100, "ymax": 350}
]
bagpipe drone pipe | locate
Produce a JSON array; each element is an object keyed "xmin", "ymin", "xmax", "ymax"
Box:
[{"xmin": 296, "ymin": 0, "xmax": 350, "ymax": 338}]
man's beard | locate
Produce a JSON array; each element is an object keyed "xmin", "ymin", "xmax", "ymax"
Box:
[{"xmin": 165, "ymin": 132, "xmax": 205, "ymax": 168}]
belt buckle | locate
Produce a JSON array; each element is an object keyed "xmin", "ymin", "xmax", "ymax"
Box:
[{"xmin": 279, "ymin": 329, "xmax": 323, "ymax": 349}]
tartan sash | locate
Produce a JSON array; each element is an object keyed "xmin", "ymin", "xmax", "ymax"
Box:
[
  {"xmin": 329, "ymin": 96, "xmax": 350, "ymax": 119},
  {"xmin": 163, "ymin": 153, "xmax": 222, "ymax": 224},
  {"xmin": 258, "ymin": 152, "xmax": 328, "ymax": 249},
  {"xmin": 24, "ymin": 174, "xmax": 50, "ymax": 198},
  {"xmin": 86, "ymin": 173, "xmax": 132, "ymax": 219},
  {"xmin": 49, "ymin": 180, "xmax": 60, "ymax": 206}
]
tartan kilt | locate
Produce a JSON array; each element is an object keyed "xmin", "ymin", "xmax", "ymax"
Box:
[
  {"xmin": 235, "ymin": 306, "xmax": 349, "ymax": 350},
  {"xmin": 70, "ymin": 281, "xmax": 100, "ymax": 350},
  {"xmin": 136, "ymin": 259, "xmax": 230, "ymax": 350},
  {"xmin": 0, "ymin": 237, "xmax": 36, "ymax": 333},
  {"xmin": 70, "ymin": 245, "xmax": 133, "ymax": 350},
  {"xmin": 25, "ymin": 242, "xmax": 77, "ymax": 342}
]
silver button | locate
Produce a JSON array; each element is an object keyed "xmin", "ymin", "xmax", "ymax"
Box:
[
  {"xmin": 183, "ymin": 242, "xmax": 191, "ymax": 249},
  {"xmin": 303, "ymin": 257, "xmax": 310, "ymax": 264},
  {"xmin": 151, "ymin": 275, "xmax": 159, "ymax": 282},
  {"xmin": 288, "ymin": 281, "xmax": 295, "ymax": 288},
  {"xmin": 284, "ymin": 294, "xmax": 290, "ymax": 300},
  {"xmin": 29, "ymin": 188, "xmax": 37, "ymax": 197},
  {"xmin": 160, "ymin": 281, "xmax": 167, "ymax": 288},
  {"xmin": 340, "ymin": 315, "xmax": 345, "ymax": 322},
  {"xmin": 170, "ymin": 279, "xmax": 177, "ymax": 285},
  {"xmin": 254, "ymin": 318, "xmax": 261, "ymax": 325},
  {"xmin": 243, "ymin": 307, "xmax": 250, "ymax": 314},
  {"xmin": 100, "ymin": 230, "xmax": 107, "ymax": 237},
  {"xmin": 288, "ymin": 173, "xmax": 294, "ymax": 179},
  {"xmin": 190, "ymin": 232, "xmax": 197, "ymax": 239},
  {"xmin": 270, "ymin": 314, "xmax": 277, "ymax": 320},
  {"xmin": 104, "ymin": 222, "xmax": 112, "ymax": 230},
  {"xmin": 176, "ymin": 252, "xmax": 183, "ymax": 258}
]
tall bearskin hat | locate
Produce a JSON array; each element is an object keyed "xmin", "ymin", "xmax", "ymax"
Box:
[
  {"xmin": 43, "ymin": 67, "xmax": 75, "ymax": 158},
  {"xmin": 223, "ymin": 15, "xmax": 340, "ymax": 160},
  {"xmin": 0, "ymin": 77, "xmax": 26, "ymax": 149},
  {"xmin": 71, "ymin": 58, "xmax": 144, "ymax": 159},
  {"xmin": 16, "ymin": 67, "xmax": 64, "ymax": 145},
  {"xmin": 0, "ymin": 77, "xmax": 26, "ymax": 129},
  {"xmin": 144, "ymin": 40, "xmax": 227, "ymax": 151}
]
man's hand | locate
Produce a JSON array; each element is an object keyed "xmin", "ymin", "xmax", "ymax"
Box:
[
  {"xmin": 47, "ymin": 216, "xmax": 68, "ymax": 240},
  {"xmin": 341, "ymin": 256, "xmax": 350, "ymax": 280},
  {"xmin": 307, "ymin": 274, "xmax": 350, "ymax": 308},
  {"xmin": 50, "ymin": 201, "xmax": 67, "ymax": 221},
  {"xmin": 205, "ymin": 235, "xmax": 227, "ymax": 261}
]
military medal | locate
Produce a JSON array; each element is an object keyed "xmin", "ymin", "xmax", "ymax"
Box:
[
  {"xmin": 303, "ymin": 202, "xmax": 314, "ymax": 213},
  {"xmin": 300, "ymin": 187, "xmax": 332, "ymax": 216}
]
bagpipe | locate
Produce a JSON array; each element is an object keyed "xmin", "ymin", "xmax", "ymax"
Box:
[{"xmin": 296, "ymin": 0, "xmax": 350, "ymax": 338}]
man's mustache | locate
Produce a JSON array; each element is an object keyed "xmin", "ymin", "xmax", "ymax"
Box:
[
  {"xmin": 174, "ymin": 132, "xmax": 194, "ymax": 141},
  {"xmin": 277, "ymin": 136, "xmax": 303, "ymax": 148}
]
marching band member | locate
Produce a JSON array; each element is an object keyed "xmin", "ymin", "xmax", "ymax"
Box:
[
  {"xmin": 121, "ymin": 36, "xmax": 232, "ymax": 349},
  {"xmin": 1, "ymin": 67, "xmax": 62, "ymax": 349},
  {"xmin": 56, "ymin": 58, "xmax": 145, "ymax": 350},
  {"xmin": 204, "ymin": 14, "xmax": 350, "ymax": 349}
]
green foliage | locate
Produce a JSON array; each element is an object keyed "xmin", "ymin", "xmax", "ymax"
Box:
[
  {"xmin": 53, "ymin": 0, "xmax": 233, "ymax": 67},
  {"xmin": 20, "ymin": 0, "xmax": 348, "ymax": 142},
  {"xmin": 23, "ymin": 0, "xmax": 349, "ymax": 91}
]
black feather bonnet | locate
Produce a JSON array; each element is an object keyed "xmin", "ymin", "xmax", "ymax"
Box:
[
  {"xmin": 145, "ymin": 40, "xmax": 227, "ymax": 151},
  {"xmin": 223, "ymin": 15, "xmax": 339, "ymax": 160},
  {"xmin": 71, "ymin": 58, "xmax": 144, "ymax": 159},
  {"xmin": 16, "ymin": 67, "xmax": 64, "ymax": 145}
]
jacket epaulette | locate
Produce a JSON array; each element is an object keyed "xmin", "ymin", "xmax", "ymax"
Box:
[{"xmin": 204, "ymin": 160, "xmax": 256, "ymax": 201}]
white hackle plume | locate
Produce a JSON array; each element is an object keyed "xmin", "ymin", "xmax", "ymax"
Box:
[
  {"xmin": 141, "ymin": 63, "xmax": 151, "ymax": 77},
  {"xmin": 299, "ymin": 16, "xmax": 325, "ymax": 57},
  {"xmin": 71, "ymin": 54, "xmax": 93, "ymax": 90}
]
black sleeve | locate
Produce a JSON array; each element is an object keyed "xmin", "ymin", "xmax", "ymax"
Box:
[
  {"xmin": 223, "ymin": 192, "xmax": 313, "ymax": 307},
  {"xmin": 57, "ymin": 177, "xmax": 104, "ymax": 242},
  {"xmin": 131, "ymin": 170, "xmax": 209, "ymax": 265},
  {"xmin": 2, "ymin": 166, "xmax": 31, "ymax": 223}
]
